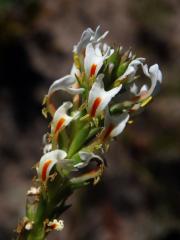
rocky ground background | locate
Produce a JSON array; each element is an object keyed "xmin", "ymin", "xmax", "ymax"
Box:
[{"xmin": 0, "ymin": 0, "xmax": 180, "ymax": 239}]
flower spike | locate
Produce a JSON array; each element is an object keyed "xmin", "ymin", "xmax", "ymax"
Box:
[
  {"xmin": 88, "ymin": 74, "xmax": 122, "ymax": 117},
  {"xmin": 16, "ymin": 27, "xmax": 162, "ymax": 240}
]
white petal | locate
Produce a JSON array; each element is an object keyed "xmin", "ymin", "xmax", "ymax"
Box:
[
  {"xmin": 48, "ymin": 74, "xmax": 84, "ymax": 96},
  {"xmin": 140, "ymin": 84, "xmax": 148, "ymax": 93},
  {"xmin": 94, "ymin": 26, "xmax": 109, "ymax": 42},
  {"xmin": 110, "ymin": 113, "xmax": 129, "ymax": 137},
  {"xmin": 142, "ymin": 64, "xmax": 149, "ymax": 77},
  {"xmin": 105, "ymin": 110, "xmax": 129, "ymax": 138},
  {"xmin": 88, "ymin": 74, "xmax": 122, "ymax": 116},
  {"xmin": 149, "ymin": 64, "xmax": 162, "ymax": 83},
  {"xmin": 43, "ymin": 143, "xmax": 52, "ymax": 154},
  {"xmin": 65, "ymin": 87, "xmax": 84, "ymax": 95},
  {"xmin": 88, "ymin": 74, "xmax": 104, "ymax": 110},
  {"xmin": 70, "ymin": 64, "xmax": 81, "ymax": 77},
  {"xmin": 84, "ymin": 43, "xmax": 112, "ymax": 78},
  {"xmin": 142, "ymin": 63, "xmax": 162, "ymax": 97},
  {"xmin": 120, "ymin": 66, "xmax": 136, "ymax": 80},
  {"xmin": 53, "ymin": 102, "xmax": 72, "ymax": 119},
  {"xmin": 99, "ymin": 85, "xmax": 122, "ymax": 113},
  {"xmin": 73, "ymin": 28, "xmax": 94, "ymax": 53},
  {"xmin": 84, "ymin": 43, "xmax": 104, "ymax": 78},
  {"xmin": 51, "ymin": 102, "xmax": 73, "ymax": 133},
  {"xmin": 38, "ymin": 150, "xmax": 67, "ymax": 181},
  {"xmin": 76, "ymin": 151, "xmax": 103, "ymax": 168},
  {"xmin": 130, "ymin": 83, "xmax": 139, "ymax": 95},
  {"xmin": 73, "ymin": 26, "xmax": 108, "ymax": 54},
  {"xmin": 120, "ymin": 58, "xmax": 145, "ymax": 80},
  {"xmin": 48, "ymin": 75, "xmax": 75, "ymax": 96}
]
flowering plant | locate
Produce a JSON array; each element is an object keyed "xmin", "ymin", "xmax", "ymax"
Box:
[{"xmin": 16, "ymin": 26, "xmax": 162, "ymax": 240}]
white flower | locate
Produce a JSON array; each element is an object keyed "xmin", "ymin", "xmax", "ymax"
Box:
[
  {"xmin": 51, "ymin": 102, "xmax": 73, "ymax": 140},
  {"xmin": 73, "ymin": 25, "xmax": 109, "ymax": 54},
  {"xmin": 74, "ymin": 152, "xmax": 104, "ymax": 168},
  {"xmin": 142, "ymin": 63, "xmax": 162, "ymax": 97},
  {"xmin": 88, "ymin": 74, "xmax": 122, "ymax": 117},
  {"xmin": 37, "ymin": 150, "xmax": 67, "ymax": 182},
  {"xmin": 47, "ymin": 219, "xmax": 64, "ymax": 231},
  {"xmin": 48, "ymin": 74, "xmax": 84, "ymax": 96},
  {"xmin": 84, "ymin": 43, "xmax": 114, "ymax": 78},
  {"xmin": 130, "ymin": 63, "xmax": 162, "ymax": 101},
  {"xmin": 119, "ymin": 58, "xmax": 145, "ymax": 81},
  {"xmin": 103, "ymin": 110, "xmax": 129, "ymax": 139}
]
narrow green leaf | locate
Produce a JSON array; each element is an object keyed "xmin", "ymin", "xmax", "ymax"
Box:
[{"xmin": 67, "ymin": 123, "xmax": 90, "ymax": 158}]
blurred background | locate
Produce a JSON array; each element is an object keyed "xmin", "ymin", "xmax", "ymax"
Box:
[{"xmin": 0, "ymin": 0, "xmax": 180, "ymax": 239}]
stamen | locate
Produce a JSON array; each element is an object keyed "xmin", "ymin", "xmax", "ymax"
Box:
[
  {"xmin": 90, "ymin": 97, "xmax": 101, "ymax": 117},
  {"xmin": 90, "ymin": 64, "xmax": 97, "ymax": 77},
  {"xmin": 55, "ymin": 118, "xmax": 65, "ymax": 134},
  {"xmin": 42, "ymin": 159, "xmax": 52, "ymax": 181},
  {"xmin": 140, "ymin": 96, "xmax": 152, "ymax": 107}
]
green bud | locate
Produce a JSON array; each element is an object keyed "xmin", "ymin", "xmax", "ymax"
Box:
[{"xmin": 116, "ymin": 62, "xmax": 128, "ymax": 78}]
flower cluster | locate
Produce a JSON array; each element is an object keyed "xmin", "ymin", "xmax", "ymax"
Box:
[
  {"xmin": 40, "ymin": 26, "xmax": 162, "ymax": 186},
  {"xmin": 26, "ymin": 26, "xmax": 162, "ymax": 236}
]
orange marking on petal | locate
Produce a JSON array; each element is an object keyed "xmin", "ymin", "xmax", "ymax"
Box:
[
  {"xmin": 90, "ymin": 64, "xmax": 97, "ymax": 77},
  {"xmin": 131, "ymin": 96, "xmax": 141, "ymax": 102},
  {"xmin": 55, "ymin": 118, "xmax": 65, "ymax": 134},
  {"xmin": 102, "ymin": 124, "xmax": 114, "ymax": 141},
  {"xmin": 90, "ymin": 97, "xmax": 101, "ymax": 117},
  {"xmin": 50, "ymin": 224, "xmax": 57, "ymax": 230},
  {"xmin": 42, "ymin": 159, "xmax": 52, "ymax": 182}
]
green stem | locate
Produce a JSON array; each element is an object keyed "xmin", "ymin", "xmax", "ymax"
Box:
[{"xmin": 16, "ymin": 177, "xmax": 72, "ymax": 240}]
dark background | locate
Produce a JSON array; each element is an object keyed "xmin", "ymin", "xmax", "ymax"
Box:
[{"xmin": 0, "ymin": 0, "xmax": 180, "ymax": 239}]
